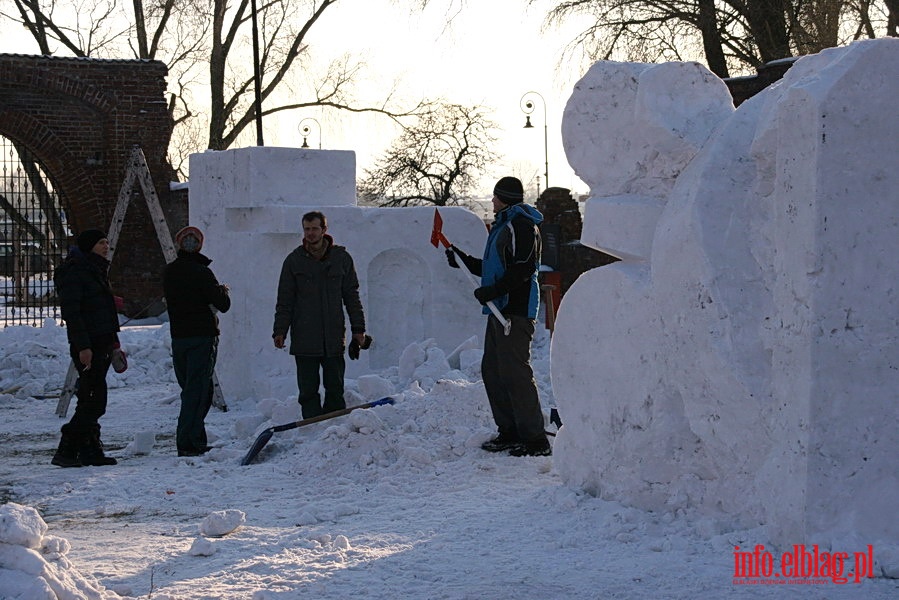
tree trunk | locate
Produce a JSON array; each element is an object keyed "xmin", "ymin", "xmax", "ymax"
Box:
[
  {"xmin": 698, "ymin": 0, "xmax": 730, "ymax": 78},
  {"xmin": 887, "ymin": 0, "xmax": 899, "ymax": 36},
  {"xmin": 746, "ymin": 0, "xmax": 792, "ymax": 62},
  {"xmin": 133, "ymin": 0, "xmax": 149, "ymax": 58},
  {"xmin": 208, "ymin": 0, "xmax": 229, "ymax": 150}
]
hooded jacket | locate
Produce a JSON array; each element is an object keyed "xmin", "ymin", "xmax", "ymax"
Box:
[
  {"xmin": 273, "ymin": 235, "xmax": 366, "ymax": 357},
  {"xmin": 163, "ymin": 250, "xmax": 231, "ymax": 338},
  {"xmin": 54, "ymin": 248, "xmax": 120, "ymax": 350},
  {"xmin": 480, "ymin": 203, "xmax": 544, "ymax": 319}
]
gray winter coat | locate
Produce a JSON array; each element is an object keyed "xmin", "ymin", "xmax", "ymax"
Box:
[{"xmin": 272, "ymin": 240, "xmax": 366, "ymax": 357}]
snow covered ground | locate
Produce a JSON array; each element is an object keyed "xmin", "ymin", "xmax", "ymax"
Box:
[{"xmin": 1, "ymin": 320, "xmax": 896, "ymax": 598}]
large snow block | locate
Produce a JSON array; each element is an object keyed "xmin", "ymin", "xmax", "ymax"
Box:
[
  {"xmin": 766, "ymin": 39, "xmax": 899, "ymax": 551},
  {"xmin": 187, "ymin": 147, "xmax": 487, "ymax": 401},
  {"xmin": 552, "ymin": 38, "xmax": 899, "ymax": 559},
  {"xmin": 190, "ymin": 146, "xmax": 356, "ymax": 208}
]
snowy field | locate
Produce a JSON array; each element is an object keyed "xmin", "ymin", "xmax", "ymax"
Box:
[{"xmin": 1, "ymin": 319, "xmax": 896, "ymax": 598}]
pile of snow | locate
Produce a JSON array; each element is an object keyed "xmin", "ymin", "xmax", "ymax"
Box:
[
  {"xmin": 0, "ymin": 502, "xmax": 115, "ymax": 599},
  {"xmin": 0, "ymin": 319, "xmax": 176, "ymax": 400}
]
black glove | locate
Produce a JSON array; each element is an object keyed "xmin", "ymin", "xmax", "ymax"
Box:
[
  {"xmin": 474, "ymin": 286, "xmax": 499, "ymax": 305},
  {"xmin": 445, "ymin": 247, "xmax": 460, "ymax": 269},
  {"xmin": 348, "ymin": 334, "xmax": 373, "ymax": 360}
]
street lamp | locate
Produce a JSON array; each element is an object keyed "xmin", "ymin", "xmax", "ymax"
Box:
[
  {"xmin": 249, "ymin": 0, "xmax": 263, "ymax": 145},
  {"xmin": 299, "ymin": 118, "xmax": 321, "ymax": 149},
  {"xmin": 520, "ymin": 91, "xmax": 548, "ymax": 190}
]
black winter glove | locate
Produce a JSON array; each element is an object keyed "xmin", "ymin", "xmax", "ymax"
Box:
[
  {"xmin": 348, "ymin": 334, "xmax": 373, "ymax": 360},
  {"xmin": 474, "ymin": 286, "xmax": 499, "ymax": 305},
  {"xmin": 445, "ymin": 247, "xmax": 460, "ymax": 268}
]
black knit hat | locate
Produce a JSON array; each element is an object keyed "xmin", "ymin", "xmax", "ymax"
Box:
[
  {"xmin": 77, "ymin": 229, "xmax": 107, "ymax": 254},
  {"xmin": 493, "ymin": 176, "xmax": 524, "ymax": 204}
]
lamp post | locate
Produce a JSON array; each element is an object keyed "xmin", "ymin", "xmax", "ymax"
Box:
[
  {"xmin": 249, "ymin": 0, "xmax": 263, "ymax": 145},
  {"xmin": 520, "ymin": 91, "xmax": 548, "ymax": 190},
  {"xmin": 299, "ymin": 118, "xmax": 321, "ymax": 149}
]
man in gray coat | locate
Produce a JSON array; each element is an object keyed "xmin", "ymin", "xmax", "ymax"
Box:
[{"xmin": 273, "ymin": 211, "xmax": 367, "ymax": 418}]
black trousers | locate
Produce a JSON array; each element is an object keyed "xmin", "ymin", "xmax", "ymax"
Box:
[
  {"xmin": 66, "ymin": 335, "xmax": 114, "ymax": 437},
  {"xmin": 481, "ymin": 315, "xmax": 545, "ymax": 443},
  {"xmin": 172, "ymin": 336, "xmax": 217, "ymax": 453},
  {"xmin": 295, "ymin": 355, "xmax": 346, "ymax": 418}
]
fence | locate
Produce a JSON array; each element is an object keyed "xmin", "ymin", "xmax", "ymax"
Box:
[{"xmin": 0, "ymin": 135, "xmax": 68, "ymax": 327}]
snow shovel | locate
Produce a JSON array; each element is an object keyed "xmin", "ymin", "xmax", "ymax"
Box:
[
  {"xmin": 431, "ymin": 209, "xmax": 511, "ymax": 335},
  {"xmin": 240, "ymin": 397, "xmax": 396, "ymax": 466}
]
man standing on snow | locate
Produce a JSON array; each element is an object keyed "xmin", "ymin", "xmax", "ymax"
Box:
[
  {"xmin": 163, "ymin": 226, "xmax": 231, "ymax": 457},
  {"xmin": 445, "ymin": 177, "xmax": 551, "ymax": 457},
  {"xmin": 52, "ymin": 229, "xmax": 122, "ymax": 467},
  {"xmin": 272, "ymin": 211, "xmax": 368, "ymax": 418}
]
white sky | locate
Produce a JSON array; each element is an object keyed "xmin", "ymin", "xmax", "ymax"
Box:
[{"xmin": 264, "ymin": 0, "xmax": 594, "ymax": 196}]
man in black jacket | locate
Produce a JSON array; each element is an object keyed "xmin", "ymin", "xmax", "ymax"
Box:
[
  {"xmin": 163, "ymin": 226, "xmax": 231, "ymax": 456},
  {"xmin": 52, "ymin": 228, "xmax": 121, "ymax": 467},
  {"xmin": 273, "ymin": 211, "xmax": 367, "ymax": 418}
]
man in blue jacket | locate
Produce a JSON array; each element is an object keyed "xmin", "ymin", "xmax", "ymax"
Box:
[{"xmin": 447, "ymin": 177, "xmax": 551, "ymax": 456}]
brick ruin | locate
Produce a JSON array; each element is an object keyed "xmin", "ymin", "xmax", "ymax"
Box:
[{"xmin": 0, "ymin": 54, "xmax": 186, "ymax": 316}]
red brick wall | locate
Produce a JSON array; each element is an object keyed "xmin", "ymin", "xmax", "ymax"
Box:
[
  {"xmin": 724, "ymin": 58, "xmax": 798, "ymax": 106},
  {"xmin": 536, "ymin": 187, "xmax": 617, "ymax": 298},
  {"xmin": 0, "ymin": 54, "xmax": 186, "ymax": 316}
]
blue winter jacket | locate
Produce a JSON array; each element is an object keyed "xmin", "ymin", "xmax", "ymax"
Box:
[{"xmin": 480, "ymin": 203, "xmax": 544, "ymax": 319}]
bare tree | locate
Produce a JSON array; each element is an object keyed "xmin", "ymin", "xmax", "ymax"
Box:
[
  {"xmin": 207, "ymin": 0, "xmax": 426, "ymax": 150},
  {"xmin": 9, "ymin": 0, "xmax": 125, "ymax": 56},
  {"xmin": 358, "ymin": 103, "xmax": 500, "ymax": 207},
  {"xmin": 537, "ymin": 0, "xmax": 894, "ymax": 78}
]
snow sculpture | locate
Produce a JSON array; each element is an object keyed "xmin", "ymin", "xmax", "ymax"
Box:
[
  {"xmin": 552, "ymin": 38, "xmax": 899, "ymax": 557},
  {"xmin": 188, "ymin": 147, "xmax": 487, "ymax": 400}
]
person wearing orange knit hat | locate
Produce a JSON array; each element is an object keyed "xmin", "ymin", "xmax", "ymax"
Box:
[{"xmin": 163, "ymin": 226, "xmax": 231, "ymax": 456}]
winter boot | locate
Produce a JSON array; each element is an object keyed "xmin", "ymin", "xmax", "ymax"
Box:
[
  {"xmin": 51, "ymin": 425, "xmax": 82, "ymax": 468},
  {"xmin": 508, "ymin": 437, "xmax": 552, "ymax": 457},
  {"xmin": 481, "ymin": 432, "xmax": 522, "ymax": 453},
  {"xmin": 79, "ymin": 424, "xmax": 117, "ymax": 466}
]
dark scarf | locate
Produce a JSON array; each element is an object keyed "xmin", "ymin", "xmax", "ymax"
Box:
[
  {"xmin": 176, "ymin": 249, "xmax": 213, "ymax": 266},
  {"xmin": 304, "ymin": 234, "xmax": 332, "ymax": 260},
  {"xmin": 84, "ymin": 251, "xmax": 114, "ymax": 292}
]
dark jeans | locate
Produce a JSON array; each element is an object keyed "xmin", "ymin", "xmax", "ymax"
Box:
[
  {"xmin": 295, "ymin": 355, "xmax": 346, "ymax": 418},
  {"xmin": 66, "ymin": 335, "xmax": 114, "ymax": 436},
  {"xmin": 172, "ymin": 336, "xmax": 217, "ymax": 453},
  {"xmin": 481, "ymin": 315, "xmax": 545, "ymax": 443}
]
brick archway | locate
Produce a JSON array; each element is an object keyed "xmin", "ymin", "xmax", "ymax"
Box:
[
  {"xmin": 0, "ymin": 112, "xmax": 94, "ymax": 228},
  {"xmin": 0, "ymin": 54, "xmax": 186, "ymax": 316}
]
